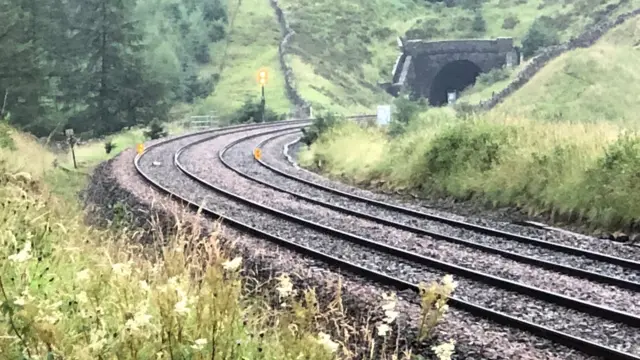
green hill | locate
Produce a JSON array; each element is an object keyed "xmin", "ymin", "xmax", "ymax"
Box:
[
  {"xmin": 490, "ymin": 14, "xmax": 640, "ymax": 122},
  {"xmin": 197, "ymin": 0, "xmax": 640, "ymax": 115}
]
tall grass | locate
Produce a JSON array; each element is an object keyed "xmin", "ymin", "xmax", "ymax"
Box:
[
  {"xmin": 1, "ymin": 125, "xmax": 458, "ymax": 359},
  {"xmin": 299, "ymin": 109, "xmax": 640, "ymax": 231}
]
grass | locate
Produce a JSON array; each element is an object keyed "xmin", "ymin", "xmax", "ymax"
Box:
[
  {"xmin": 197, "ymin": 0, "xmax": 292, "ymax": 116},
  {"xmin": 490, "ymin": 15, "xmax": 640, "ymax": 122},
  {"xmin": 271, "ymin": 0, "xmax": 638, "ymax": 113},
  {"xmin": 0, "ymin": 124, "xmax": 458, "ymax": 359}
]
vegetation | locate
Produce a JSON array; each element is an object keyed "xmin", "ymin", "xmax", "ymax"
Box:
[
  {"xmin": 0, "ymin": 126, "xmax": 457, "ymax": 359},
  {"xmin": 297, "ymin": 8, "xmax": 640, "ymax": 233},
  {"xmin": 0, "ymin": 0, "xmax": 227, "ymax": 140},
  {"xmin": 272, "ymin": 0, "xmax": 640, "ymax": 113},
  {"xmin": 228, "ymin": 98, "xmax": 284, "ymax": 125}
]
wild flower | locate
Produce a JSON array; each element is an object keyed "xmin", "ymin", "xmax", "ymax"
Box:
[
  {"xmin": 432, "ymin": 339, "xmax": 456, "ymax": 360},
  {"xmin": 75, "ymin": 269, "xmax": 91, "ymax": 282},
  {"xmin": 8, "ymin": 241, "xmax": 32, "ymax": 263},
  {"xmin": 222, "ymin": 256, "xmax": 242, "ymax": 271},
  {"xmin": 317, "ymin": 332, "xmax": 339, "ymax": 353},
  {"xmin": 276, "ymin": 273, "xmax": 295, "ymax": 299},
  {"xmin": 191, "ymin": 338, "xmax": 208, "ymax": 351},
  {"xmin": 376, "ymin": 323, "xmax": 391, "ymax": 337}
]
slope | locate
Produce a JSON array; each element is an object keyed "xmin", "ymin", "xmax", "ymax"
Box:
[
  {"xmin": 275, "ymin": 0, "xmax": 638, "ymax": 113},
  {"xmin": 490, "ymin": 14, "xmax": 640, "ymax": 122}
]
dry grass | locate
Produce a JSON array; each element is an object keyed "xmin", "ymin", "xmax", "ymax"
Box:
[{"xmin": 0, "ymin": 125, "xmax": 458, "ymax": 359}]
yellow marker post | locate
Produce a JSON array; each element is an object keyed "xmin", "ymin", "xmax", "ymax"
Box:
[
  {"xmin": 253, "ymin": 148, "xmax": 262, "ymax": 160},
  {"xmin": 136, "ymin": 143, "xmax": 145, "ymax": 154}
]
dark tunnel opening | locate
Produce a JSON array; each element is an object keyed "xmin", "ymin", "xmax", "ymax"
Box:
[{"xmin": 428, "ymin": 60, "xmax": 482, "ymax": 106}]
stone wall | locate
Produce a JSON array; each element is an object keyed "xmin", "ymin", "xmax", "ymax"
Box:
[
  {"xmin": 404, "ymin": 38, "xmax": 514, "ymax": 55},
  {"xmin": 269, "ymin": 0, "xmax": 312, "ymax": 118},
  {"xmin": 473, "ymin": 5, "xmax": 640, "ymax": 112}
]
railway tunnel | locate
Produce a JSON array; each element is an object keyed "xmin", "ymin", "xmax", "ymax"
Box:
[
  {"xmin": 428, "ymin": 60, "xmax": 482, "ymax": 106},
  {"xmin": 382, "ymin": 37, "xmax": 520, "ymax": 105}
]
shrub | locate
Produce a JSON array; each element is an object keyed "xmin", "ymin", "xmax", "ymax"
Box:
[
  {"xmin": 0, "ymin": 123, "xmax": 15, "ymax": 150},
  {"xmin": 521, "ymin": 18, "xmax": 560, "ymax": 58},
  {"xmin": 144, "ymin": 119, "xmax": 168, "ymax": 140},
  {"xmin": 104, "ymin": 140, "xmax": 116, "ymax": 154},
  {"xmin": 229, "ymin": 97, "xmax": 281, "ymax": 124},
  {"xmin": 502, "ymin": 15, "xmax": 519, "ymax": 29},
  {"xmin": 388, "ymin": 95, "xmax": 428, "ymax": 137},
  {"xmin": 420, "ymin": 123, "xmax": 510, "ymax": 181},
  {"xmin": 476, "ymin": 67, "xmax": 510, "ymax": 86},
  {"xmin": 300, "ymin": 112, "xmax": 343, "ymax": 146},
  {"xmin": 471, "ymin": 12, "xmax": 487, "ymax": 33}
]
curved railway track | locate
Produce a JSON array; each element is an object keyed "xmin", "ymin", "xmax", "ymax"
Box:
[{"xmin": 135, "ymin": 120, "xmax": 640, "ymax": 360}]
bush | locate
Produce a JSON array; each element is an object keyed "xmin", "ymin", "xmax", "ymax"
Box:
[
  {"xmin": 476, "ymin": 67, "xmax": 510, "ymax": 86},
  {"xmin": 521, "ymin": 18, "xmax": 560, "ymax": 58},
  {"xmin": 144, "ymin": 119, "xmax": 168, "ymax": 140},
  {"xmin": 421, "ymin": 124, "xmax": 510, "ymax": 180},
  {"xmin": 104, "ymin": 140, "xmax": 116, "ymax": 154},
  {"xmin": 229, "ymin": 97, "xmax": 281, "ymax": 124},
  {"xmin": 471, "ymin": 12, "xmax": 487, "ymax": 33},
  {"xmin": 388, "ymin": 95, "xmax": 428, "ymax": 137},
  {"xmin": 0, "ymin": 123, "xmax": 15, "ymax": 150},
  {"xmin": 502, "ymin": 15, "xmax": 519, "ymax": 29},
  {"xmin": 300, "ymin": 112, "xmax": 343, "ymax": 146}
]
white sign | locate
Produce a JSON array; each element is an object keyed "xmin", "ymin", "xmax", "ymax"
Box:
[
  {"xmin": 65, "ymin": 129, "xmax": 74, "ymax": 137},
  {"xmin": 447, "ymin": 92, "xmax": 457, "ymax": 105},
  {"xmin": 376, "ymin": 105, "xmax": 391, "ymax": 126}
]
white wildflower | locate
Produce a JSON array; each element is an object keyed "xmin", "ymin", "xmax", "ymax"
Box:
[
  {"xmin": 14, "ymin": 296, "xmax": 27, "ymax": 306},
  {"xmin": 174, "ymin": 287, "xmax": 190, "ymax": 316},
  {"xmin": 432, "ymin": 339, "xmax": 456, "ymax": 360},
  {"xmin": 75, "ymin": 269, "xmax": 91, "ymax": 283},
  {"xmin": 8, "ymin": 241, "xmax": 32, "ymax": 263},
  {"xmin": 317, "ymin": 332, "xmax": 339, "ymax": 353},
  {"xmin": 191, "ymin": 338, "xmax": 208, "ymax": 351},
  {"xmin": 222, "ymin": 257, "xmax": 242, "ymax": 271},
  {"xmin": 441, "ymin": 275, "xmax": 458, "ymax": 292},
  {"xmin": 125, "ymin": 310, "xmax": 153, "ymax": 334},
  {"xmin": 77, "ymin": 291, "xmax": 89, "ymax": 304},
  {"xmin": 276, "ymin": 274, "xmax": 294, "ymax": 298},
  {"xmin": 376, "ymin": 323, "xmax": 391, "ymax": 337},
  {"xmin": 111, "ymin": 262, "xmax": 132, "ymax": 278},
  {"xmin": 384, "ymin": 310, "xmax": 399, "ymax": 324},
  {"xmin": 88, "ymin": 329, "xmax": 108, "ymax": 352},
  {"xmin": 139, "ymin": 280, "xmax": 150, "ymax": 292}
]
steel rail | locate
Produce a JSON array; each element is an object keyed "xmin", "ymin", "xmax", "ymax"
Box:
[
  {"xmin": 218, "ymin": 127, "xmax": 640, "ymax": 292},
  {"xmin": 256, "ymin": 128, "xmax": 640, "ymax": 271},
  {"xmin": 134, "ymin": 122, "xmax": 640, "ymax": 360},
  {"xmin": 191, "ymin": 127, "xmax": 640, "ymax": 328}
]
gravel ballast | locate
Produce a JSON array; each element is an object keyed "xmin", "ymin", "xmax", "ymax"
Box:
[
  {"xmin": 169, "ymin": 128, "xmax": 640, "ymax": 356},
  {"xmin": 214, "ymin": 131, "xmax": 640, "ymax": 314},
  {"xmin": 117, "ymin": 124, "xmax": 603, "ymax": 359}
]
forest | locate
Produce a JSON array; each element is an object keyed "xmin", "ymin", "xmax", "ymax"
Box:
[{"xmin": 0, "ymin": 0, "xmax": 227, "ymax": 140}]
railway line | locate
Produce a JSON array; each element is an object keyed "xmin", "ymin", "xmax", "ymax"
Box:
[{"xmin": 135, "ymin": 120, "xmax": 640, "ymax": 360}]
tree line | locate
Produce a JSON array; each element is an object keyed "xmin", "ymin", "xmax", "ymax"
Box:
[{"xmin": 0, "ymin": 0, "xmax": 227, "ymax": 139}]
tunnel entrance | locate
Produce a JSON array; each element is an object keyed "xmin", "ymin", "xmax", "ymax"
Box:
[{"xmin": 428, "ymin": 60, "xmax": 481, "ymax": 106}]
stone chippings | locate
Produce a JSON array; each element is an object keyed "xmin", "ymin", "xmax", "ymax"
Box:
[
  {"xmin": 83, "ymin": 131, "xmax": 593, "ymax": 360},
  {"xmin": 276, "ymin": 132, "xmax": 640, "ymax": 263},
  {"xmin": 175, "ymin": 129, "xmax": 640, "ymax": 356},
  {"xmin": 227, "ymin": 132, "xmax": 640, "ymax": 313}
]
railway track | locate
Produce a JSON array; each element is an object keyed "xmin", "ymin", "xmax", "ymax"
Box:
[{"xmin": 135, "ymin": 120, "xmax": 640, "ymax": 360}]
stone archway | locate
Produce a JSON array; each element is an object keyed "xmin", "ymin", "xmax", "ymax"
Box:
[{"xmin": 428, "ymin": 60, "xmax": 482, "ymax": 106}]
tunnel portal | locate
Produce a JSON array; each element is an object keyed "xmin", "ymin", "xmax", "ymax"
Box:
[
  {"xmin": 383, "ymin": 37, "xmax": 520, "ymax": 105},
  {"xmin": 428, "ymin": 60, "xmax": 481, "ymax": 106}
]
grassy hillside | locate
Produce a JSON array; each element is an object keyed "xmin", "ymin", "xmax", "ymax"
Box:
[
  {"xmin": 298, "ymin": 14, "xmax": 640, "ymax": 232},
  {"xmin": 274, "ymin": 0, "xmax": 638, "ymax": 113},
  {"xmin": 489, "ymin": 14, "xmax": 640, "ymax": 122},
  {"xmin": 198, "ymin": 0, "xmax": 292, "ymax": 116}
]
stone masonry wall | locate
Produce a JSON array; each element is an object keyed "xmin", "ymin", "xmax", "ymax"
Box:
[
  {"xmin": 269, "ymin": 0, "xmax": 312, "ymax": 118},
  {"xmin": 473, "ymin": 4, "xmax": 640, "ymax": 112}
]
